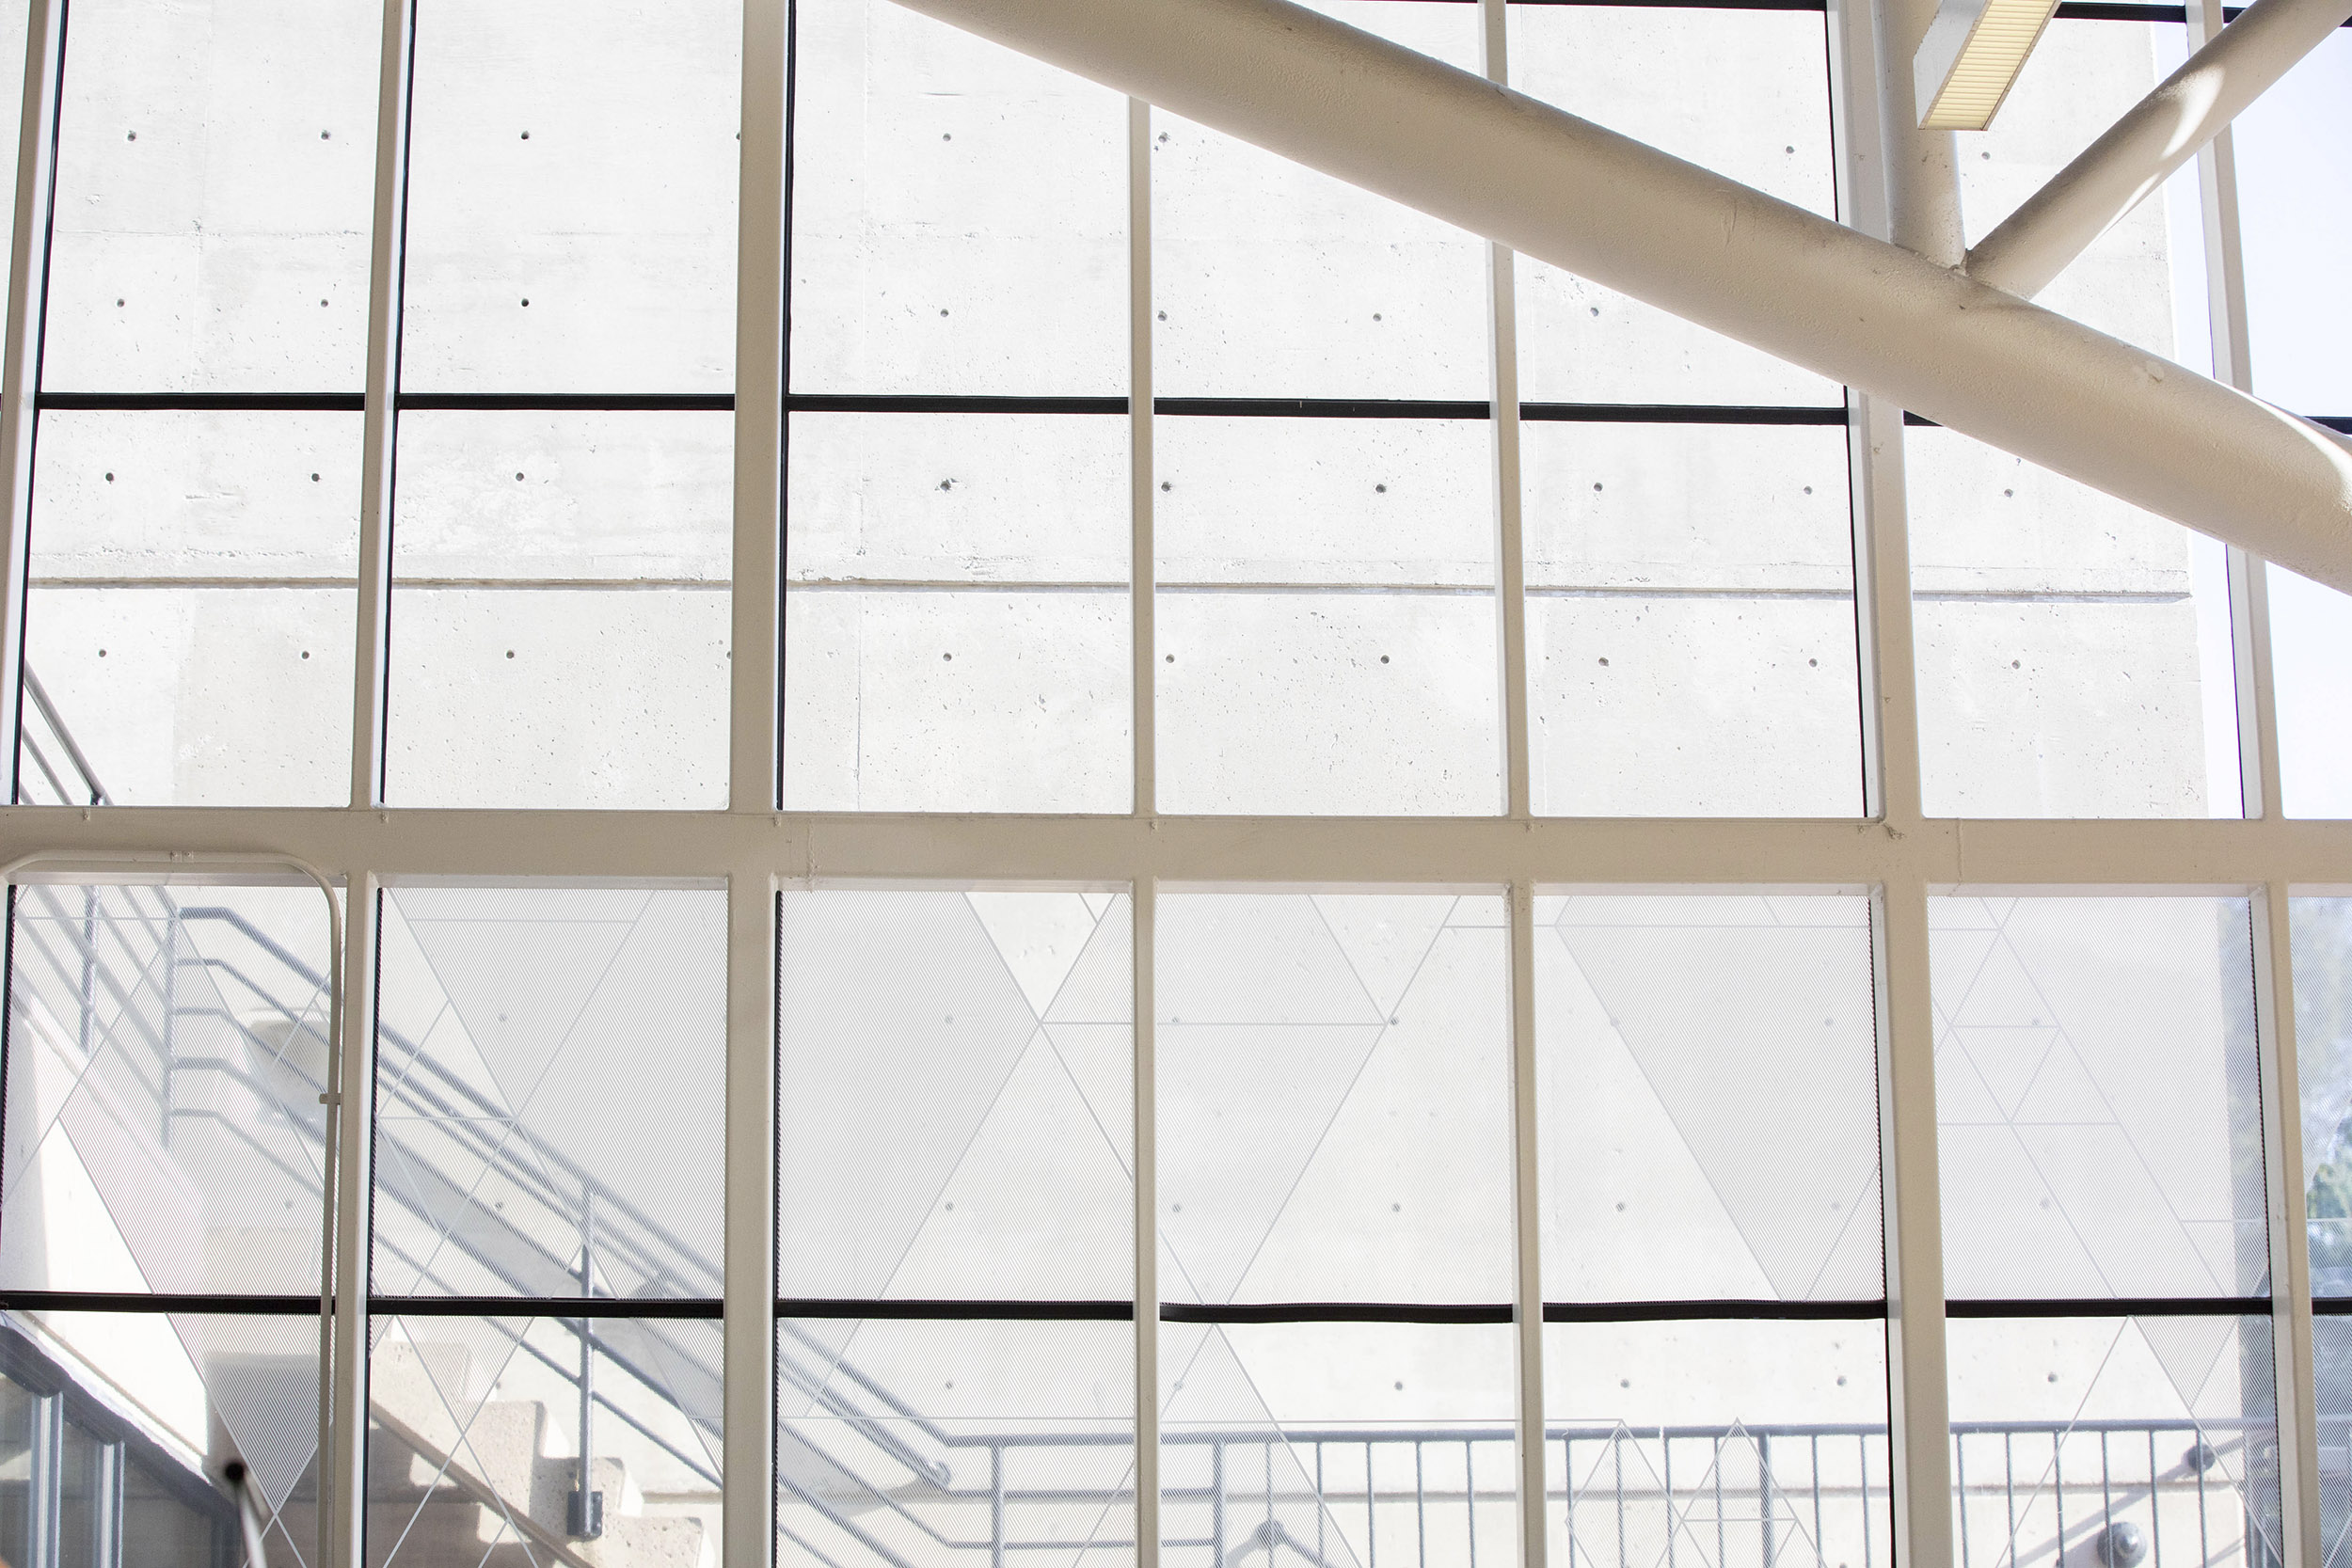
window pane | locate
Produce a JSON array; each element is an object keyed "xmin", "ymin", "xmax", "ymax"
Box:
[
  {"xmin": 2313, "ymin": 1317, "xmax": 2352, "ymax": 1568},
  {"xmin": 20, "ymin": 411, "xmax": 358, "ymax": 806},
  {"xmin": 1524, "ymin": 422, "xmax": 1861, "ymax": 816},
  {"xmin": 1949, "ymin": 1316, "xmax": 2281, "ymax": 1568},
  {"xmin": 2270, "ymin": 565, "xmax": 2352, "ymax": 819},
  {"xmin": 367, "ymin": 1312, "xmax": 723, "ymax": 1566},
  {"xmin": 11, "ymin": 1309, "xmax": 313, "ymax": 1565},
  {"xmin": 3, "ymin": 883, "xmax": 333, "ymax": 1296},
  {"xmin": 383, "ymin": 411, "xmax": 730, "ymax": 808},
  {"xmin": 1152, "ymin": 3, "xmax": 1485, "ymax": 399},
  {"xmin": 1155, "ymin": 419, "xmax": 1499, "ymax": 815},
  {"xmin": 2236, "ymin": 30, "xmax": 2352, "ymax": 419},
  {"xmin": 1911, "ymin": 432, "xmax": 2241, "ymax": 818},
  {"xmin": 1160, "ymin": 1321, "xmax": 1516, "ymax": 1568},
  {"xmin": 1930, "ymin": 897, "xmax": 2266, "ymax": 1300},
  {"xmin": 43, "ymin": 0, "xmax": 378, "ymax": 391},
  {"xmin": 1507, "ymin": 6, "xmax": 1838, "ymax": 406},
  {"xmin": 790, "ymin": 0, "xmax": 1126, "ymax": 396},
  {"xmin": 778, "ymin": 1318, "xmax": 1134, "ymax": 1567},
  {"xmin": 402, "ymin": 0, "xmax": 739, "ymax": 392},
  {"xmin": 783, "ymin": 412, "xmax": 1131, "ymax": 812},
  {"xmin": 372, "ymin": 886, "xmax": 726, "ymax": 1302},
  {"xmin": 1544, "ymin": 1323, "xmax": 1890, "ymax": 1568},
  {"xmin": 1537, "ymin": 895, "xmax": 1882, "ymax": 1302},
  {"xmin": 777, "ymin": 890, "xmax": 1132, "ymax": 1300},
  {"xmin": 1158, "ymin": 893, "xmax": 1511, "ymax": 1304},
  {"xmin": 2294, "ymin": 897, "xmax": 2352, "ymax": 1295}
]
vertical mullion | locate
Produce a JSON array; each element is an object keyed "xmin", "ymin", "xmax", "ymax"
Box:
[
  {"xmin": 1507, "ymin": 879, "xmax": 1547, "ymax": 1568},
  {"xmin": 725, "ymin": 871, "xmax": 780, "ymax": 1568},
  {"xmin": 0, "ymin": 0, "xmax": 62, "ymax": 807},
  {"xmin": 1478, "ymin": 0, "xmax": 1528, "ymax": 824},
  {"xmin": 350, "ymin": 0, "xmax": 412, "ymax": 810},
  {"xmin": 1831, "ymin": 0, "xmax": 1948, "ymax": 1559},
  {"xmin": 733, "ymin": 0, "xmax": 787, "ymax": 815},
  {"xmin": 1134, "ymin": 876, "xmax": 1159, "ymax": 1568},
  {"xmin": 326, "ymin": 875, "xmax": 381, "ymax": 1568},
  {"xmin": 1130, "ymin": 97, "xmax": 1154, "ymax": 818},
  {"xmin": 2253, "ymin": 882, "xmax": 2319, "ymax": 1568}
]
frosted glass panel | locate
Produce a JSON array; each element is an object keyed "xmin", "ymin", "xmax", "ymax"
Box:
[
  {"xmin": 778, "ymin": 1319, "xmax": 1134, "ymax": 1568},
  {"xmin": 402, "ymin": 0, "xmax": 739, "ymax": 392},
  {"xmin": 2312, "ymin": 1317, "xmax": 2352, "ymax": 1568},
  {"xmin": 368, "ymin": 1313, "xmax": 724, "ymax": 1566},
  {"xmin": 1544, "ymin": 1323, "xmax": 1890, "ymax": 1568},
  {"xmin": 1157, "ymin": 893, "xmax": 1512, "ymax": 1304},
  {"xmin": 1507, "ymin": 6, "xmax": 1836, "ymax": 405},
  {"xmin": 1523, "ymin": 422, "xmax": 1861, "ymax": 816},
  {"xmin": 1152, "ymin": 3, "xmax": 1484, "ymax": 398},
  {"xmin": 1160, "ymin": 1321, "xmax": 1516, "ymax": 1568},
  {"xmin": 1930, "ymin": 897, "xmax": 2266, "ymax": 1300},
  {"xmin": 20, "ymin": 410, "xmax": 358, "ymax": 806},
  {"xmin": 1536, "ymin": 895, "xmax": 1882, "ymax": 1302},
  {"xmin": 43, "ymin": 0, "xmax": 378, "ymax": 391},
  {"xmin": 372, "ymin": 887, "xmax": 727, "ymax": 1301},
  {"xmin": 776, "ymin": 890, "xmax": 1132, "ymax": 1300},
  {"xmin": 1155, "ymin": 419, "xmax": 1499, "ymax": 815},
  {"xmin": 790, "ymin": 0, "xmax": 1127, "ymax": 395},
  {"xmin": 384, "ymin": 412, "xmax": 730, "ymax": 808},
  {"xmin": 783, "ymin": 412, "xmax": 1131, "ymax": 812},
  {"xmin": 14, "ymin": 1310, "xmax": 320, "ymax": 1562},
  {"xmin": 1948, "ymin": 1317, "xmax": 2280, "ymax": 1568},
  {"xmin": 1912, "ymin": 431, "xmax": 2241, "ymax": 818},
  {"xmin": 3, "ymin": 883, "xmax": 334, "ymax": 1295}
]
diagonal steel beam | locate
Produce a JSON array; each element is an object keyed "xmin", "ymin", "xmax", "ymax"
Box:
[
  {"xmin": 886, "ymin": 0, "xmax": 2352, "ymax": 596},
  {"xmin": 1968, "ymin": 0, "xmax": 2352, "ymax": 298}
]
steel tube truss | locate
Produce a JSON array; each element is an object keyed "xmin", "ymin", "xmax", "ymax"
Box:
[
  {"xmin": 884, "ymin": 0, "xmax": 2352, "ymax": 596},
  {"xmin": 1967, "ymin": 0, "xmax": 2352, "ymax": 298}
]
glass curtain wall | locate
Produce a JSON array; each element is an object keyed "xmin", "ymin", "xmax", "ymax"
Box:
[{"xmin": 0, "ymin": 0, "xmax": 2344, "ymax": 1565}]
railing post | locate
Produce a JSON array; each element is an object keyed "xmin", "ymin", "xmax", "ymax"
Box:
[{"xmin": 990, "ymin": 1444, "xmax": 1006, "ymax": 1568}]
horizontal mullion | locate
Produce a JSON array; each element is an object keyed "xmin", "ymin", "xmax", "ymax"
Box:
[
  {"xmin": 1945, "ymin": 1296, "xmax": 2275, "ymax": 1318},
  {"xmin": 1545, "ymin": 1298, "xmax": 1884, "ymax": 1322},
  {"xmin": 6, "ymin": 808, "xmax": 2352, "ymax": 885},
  {"xmin": 37, "ymin": 392, "xmax": 366, "ymax": 413},
  {"xmin": 0, "ymin": 1291, "xmax": 727, "ymax": 1318}
]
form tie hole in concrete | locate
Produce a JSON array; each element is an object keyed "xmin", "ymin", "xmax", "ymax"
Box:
[
  {"xmin": 939, "ymin": 308, "xmax": 948, "ymax": 316},
  {"xmin": 1593, "ymin": 482, "xmax": 1603, "ymax": 492},
  {"xmin": 938, "ymin": 479, "xmax": 953, "ymax": 491},
  {"xmin": 1379, "ymin": 655, "xmax": 1390, "ymax": 664},
  {"xmin": 942, "ymin": 652, "xmax": 952, "ymax": 661},
  {"xmin": 1785, "ymin": 145, "xmax": 1794, "ymax": 153},
  {"xmin": 116, "ymin": 299, "xmax": 124, "ymax": 308},
  {"xmin": 320, "ymin": 299, "xmax": 328, "ymax": 307},
  {"xmin": 2012, "ymin": 659, "xmax": 2022, "ymax": 669},
  {"xmin": 311, "ymin": 472, "xmax": 320, "ymax": 482},
  {"xmin": 1809, "ymin": 658, "xmax": 1819, "ymax": 667},
  {"xmin": 301, "ymin": 651, "xmax": 310, "ymax": 660},
  {"xmin": 506, "ymin": 650, "xmax": 515, "ymax": 659},
  {"xmin": 322, "ymin": 131, "xmax": 331, "ymax": 139},
  {"xmin": 97, "ymin": 649, "xmax": 106, "ymax": 657},
  {"xmin": 1160, "ymin": 481, "xmax": 1170, "ymax": 492},
  {"xmin": 1156, "ymin": 310, "xmax": 1167, "ymax": 321},
  {"xmin": 1804, "ymin": 485, "xmax": 1813, "ymax": 495},
  {"xmin": 1598, "ymin": 657, "xmax": 1610, "ymax": 667},
  {"xmin": 1373, "ymin": 312, "xmax": 1382, "ymax": 321},
  {"xmin": 103, "ymin": 472, "xmax": 114, "ymax": 482},
  {"xmin": 516, "ymin": 472, "xmax": 525, "ymax": 482},
  {"xmin": 1164, "ymin": 653, "xmax": 1174, "ymax": 662},
  {"xmin": 126, "ymin": 131, "xmax": 135, "ymax": 141},
  {"xmin": 1590, "ymin": 306, "xmax": 1600, "ymax": 317},
  {"xmin": 942, "ymin": 133, "xmax": 952, "ymax": 141},
  {"xmin": 521, "ymin": 131, "xmax": 531, "ymax": 139},
  {"xmin": 521, "ymin": 298, "xmax": 531, "ymax": 307}
]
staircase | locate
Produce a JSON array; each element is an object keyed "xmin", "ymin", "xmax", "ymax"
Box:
[{"xmin": 362, "ymin": 1339, "xmax": 710, "ymax": 1568}]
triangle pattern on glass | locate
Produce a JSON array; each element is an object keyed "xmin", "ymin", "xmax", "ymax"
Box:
[
  {"xmin": 1161, "ymin": 1323, "xmax": 1366, "ymax": 1568},
  {"xmin": 1311, "ymin": 895, "xmax": 1452, "ymax": 1021},
  {"xmin": 1158, "ymin": 896, "xmax": 1382, "ymax": 1027},
  {"xmin": 394, "ymin": 893, "xmax": 640, "ymax": 1118},
  {"xmin": 882, "ymin": 1028, "xmax": 1133, "ymax": 1300},
  {"xmin": 967, "ymin": 892, "xmax": 1101, "ymax": 1019},
  {"xmin": 1044, "ymin": 895, "xmax": 1134, "ymax": 1026},
  {"xmin": 172, "ymin": 1312, "xmax": 320, "ymax": 1514},
  {"xmin": 1947, "ymin": 939, "xmax": 2058, "ymax": 1030},
  {"xmin": 1562, "ymin": 1424, "xmax": 1675, "ymax": 1568},
  {"xmin": 1043, "ymin": 1022, "xmax": 1134, "ymax": 1176},
  {"xmin": 1952, "ymin": 1027, "xmax": 2058, "ymax": 1120},
  {"xmin": 1556, "ymin": 924, "xmax": 1878, "ymax": 1302},
  {"xmin": 1157, "ymin": 1022, "xmax": 1388, "ymax": 1305},
  {"xmin": 1931, "ymin": 1034, "xmax": 2009, "ymax": 1126},
  {"xmin": 2010, "ymin": 1037, "xmax": 2113, "ymax": 1124},
  {"xmin": 1661, "ymin": 1421, "xmax": 1829, "ymax": 1568}
]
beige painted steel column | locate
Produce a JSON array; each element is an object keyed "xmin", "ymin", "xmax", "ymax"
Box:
[
  {"xmin": 1130, "ymin": 98, "xmax": 1155, "ymax": 819},
  {"xmin": 1480, "ymin": 0, "xmax": 1531, "ymax": 825},
  {"xmin": 0, "ymin": 0, "xmax": 62, "ymax": 808},
  {"xmin": 2255, "ymin": 883, "xmax": 2320, "ymax": 1567},
  {"xmin": 734, "ymin": 0, "xmax": 787, "ymax": 813},
  {"xmin": 1968, "ymin": 0, "xmax": 2352, "ymax": 298},
  {"xmin": 882, "ymin": 0, "xmax": 2352, "ymax": 597},
  {"xmin": 351, "ymin": 0, "xmax": 414, "ymax": 810},
  {"xmin": 726, "ymin": 870, "xmax": 780, "ymax": 1568},
  {"xmin": 726, "ymin": 3, "xmax": 789, "ymax": 1564},
  {"xmin": 1507, "ymin": 879, "xmax": 1548, "ymax": 1568}
]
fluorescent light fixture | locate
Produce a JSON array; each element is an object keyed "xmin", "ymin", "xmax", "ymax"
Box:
[{"xmin": 1914, "ymin": 0, "xmax": 2062, "ymax": 131}]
